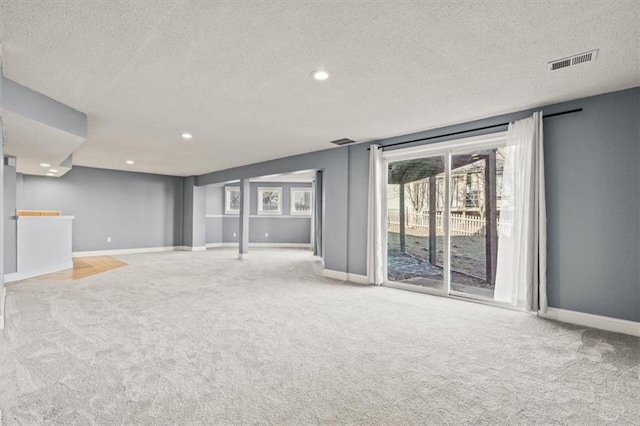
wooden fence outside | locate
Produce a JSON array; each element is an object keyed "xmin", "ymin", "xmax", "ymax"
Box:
[{"xmin": 387, "ymin": 209, "xmax": 512, "ymax": 236}]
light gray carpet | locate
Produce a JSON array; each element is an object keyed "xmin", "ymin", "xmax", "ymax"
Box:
[{"xmin": 1, "ymin": 248, "xmax": 638, "ymax": 425}]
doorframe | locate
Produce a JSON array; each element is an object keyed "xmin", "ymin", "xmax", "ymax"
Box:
[{"xmin": 381, "ymin": 131, "xmax": 513, "ymax": 305}]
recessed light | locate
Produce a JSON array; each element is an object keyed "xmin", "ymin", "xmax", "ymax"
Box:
[
  {"xmin": 40, "ymin": 163, "xmax": 51, "ymax": 167},
  {"xmin": 181, "ymin": 132, "xmax": 193, "ymax": 140},
  {"xmin": 126, "ymin": 160, "xmax": 134, "ymax": 165},
  {"xmin": 49, "ymin": 169, "xmax": 58, "ymax": 173},
  {"xmin": 46, "ymin": 173, "xmax": 54, "ymax": 177},
  {"xmin": 311, "ymin": 70, "xmax": 330, "ymax": 81}
]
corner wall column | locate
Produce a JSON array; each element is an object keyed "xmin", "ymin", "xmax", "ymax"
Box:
[
  {"xmin": 238, "ymin": 178, "xmax": 250, "ymax": 259},
  {"xmin": 313, "ymin": 170, "xmax": 323, "ymax": 257},
  {"xmin": 182, "ymin": 176, "xmax": 206, "ymax": 251},
  {"xmin": 0, "ymin": 49, "xmax": 5, "ymax": 329}
]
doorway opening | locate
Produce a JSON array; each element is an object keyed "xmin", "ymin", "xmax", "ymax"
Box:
[{"xmin": 202, "ymin": 169, "xmax": 320, "ymax": 254}]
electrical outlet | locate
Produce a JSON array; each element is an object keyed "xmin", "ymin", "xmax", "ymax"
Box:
[
  {"xmin": 107, "ymin": 237, "xmax": 112, "ymax": 243},
  {"xmin": 265, "ymin": 233, "xmax": 269, "ymax": 237},
  {"xmin": 232, "ymin": 233, "xmax": 237, "ymax": 237}
]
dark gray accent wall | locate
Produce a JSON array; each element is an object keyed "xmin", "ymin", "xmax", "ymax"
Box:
[
  {"xmin": 3, "ymin": 157, "xmax": 17, "ymax": 274},
  {"xmin": 198, "ymin": 87, "xmax": 640, "ymax": 322},
  {"xmin": 18, "ymin": 166, "xmax": 184, "ymax": 252}
]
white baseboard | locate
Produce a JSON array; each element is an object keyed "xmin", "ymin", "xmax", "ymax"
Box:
[
  {"xmin": 207, "ymin": 243, "xmax": 312, "ymax": 249},
  {"xmin": 249, "ymin": 243, "xmax": 312, "ymax": 248},
  {"xmin": 72, "ymin": 246, "xmax": 187, "ymax": 257},
  {"xmin": 539, "ymin": 308, "xmax": 640, "ymax": 337},
  {"xmin": 4, "ymin": 272, "xmax": 21, "ymax": 283},
  {"xmin": 4, "ymin": 261, "xmax": 74, "ymax": 283},
  {"xmin": 183, "ymin": 246, "xmax": 206, "ymax": 252},
  {"xmin": 323, "ymin": 269, "xmax": 369, "ymax": 285}
]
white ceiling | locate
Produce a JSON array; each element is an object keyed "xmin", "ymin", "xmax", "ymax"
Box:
[{"xmin": 1, "ymin": 1, "xmax": 638, "ymax": 177}]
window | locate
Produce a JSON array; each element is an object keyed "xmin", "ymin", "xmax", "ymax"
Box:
[
  {"xmin": 225, "ymin": 186, "xmax": 241, "ymax": 214},
  {"xmin": 290, "ymin": 188, "xmax": 313, "ymax": 215},
  {"xmin": 257, "ymin": 187, "xmax": 282, "ymax": 215}
]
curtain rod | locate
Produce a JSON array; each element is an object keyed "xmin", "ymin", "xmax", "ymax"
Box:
[{"xmin": 367, "ymin": 108, "xmax": 582, "ymax": 151}]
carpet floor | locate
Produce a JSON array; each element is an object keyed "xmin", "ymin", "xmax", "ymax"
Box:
[{"xmin": 1, "ymin": 248, "xmax": 638, "ymax": 425}]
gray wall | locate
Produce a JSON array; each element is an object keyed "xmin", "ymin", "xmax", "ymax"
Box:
[
  {"xmin": 220, "ymin": 217, "xmax": 312, "ymax": 244},
  {"xmin": 182, "ymin": 177, "xmax": 206, "ymax": 248},
  {"xmin": 18, "ymin": 166, "xmax": 184, "ymax": 252},
  {"xmin": 198, "ymin": 87, "xmax": 640, "ymax": 322},
  {"xmin": 3, "ymin": 157, "xmax": 17, "ymax": 274},
  {"xmin": 543, "ymin": 89, "xmax": 639, "ymax": 322},
  {"xmin": 204, "ymin": 182, "xmax": 312, "ymax": 245},
  {"xmin": 205, "ymin": 185, "xmax": 223, "ymax": 244}
]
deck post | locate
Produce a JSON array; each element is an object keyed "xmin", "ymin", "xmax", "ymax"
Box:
[
  {"xmin": 485, "ymin": 151, "xmax": 498, "ymax": 284},
  {"xmin": 238, "ymin": 178, "xmax": 250, "ymax": 259},
  {"xmin": 399, "ymin": 183, "xmax": 406, "ymax": 252},
  {"xmin": 429, "ymin": 176, "xmax": 437, "ymax": 264}
]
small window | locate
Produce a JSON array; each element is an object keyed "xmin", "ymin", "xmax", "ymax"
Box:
[
  {"xmin": 290, "ymin": 188, "xmax": 313, "ymax": 215},
  {"xmin": 225, "ymin": 186, "xmax": 241, "ymax": 214},
  {"xmin": 257, "ymin": 187, "xmax": 282, "ymax": 215}
]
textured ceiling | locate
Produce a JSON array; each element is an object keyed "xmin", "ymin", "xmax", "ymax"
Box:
[{"xmin": 1, "ymin": 1, "xmax": 638, "ymax": 176}]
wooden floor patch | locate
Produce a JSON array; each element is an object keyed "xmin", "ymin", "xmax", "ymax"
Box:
[{"xmin": 36, "ymin": 256, "xmax": 128, "ymax": 281}]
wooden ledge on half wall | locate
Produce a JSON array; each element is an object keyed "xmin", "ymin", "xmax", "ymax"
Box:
[{"xmin": 16, "ymin": 210, "xmax": 61, "ymax": 217}]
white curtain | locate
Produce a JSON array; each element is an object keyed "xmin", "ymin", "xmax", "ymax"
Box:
[
  {"xmin": 494, "ymin": 112, "xmax": 547, "ymax": 312},
  {"xmin": 367, "ymin": 144, "xmax": 385, "ymax": 285}
]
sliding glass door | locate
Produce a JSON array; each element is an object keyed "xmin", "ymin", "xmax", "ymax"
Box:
[
  {"xmin": 384, "ymin": 134, "xmax": 512, "ymax": 305},
  {"xmin": 386, "ymin": 155, "xmax": 447, "ymax": 292},
  {"xmin": 448, "ymin": 147, "xmax": 505, "ymax": 300}
]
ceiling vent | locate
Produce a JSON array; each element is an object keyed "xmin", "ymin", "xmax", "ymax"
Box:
[
  {"xmin": 548, "ymin": 49, "xmax": 598, "ymax": 71},
  {"xmin": 330, "ymin": 138, "xmax": 355, "ymax": 146}
]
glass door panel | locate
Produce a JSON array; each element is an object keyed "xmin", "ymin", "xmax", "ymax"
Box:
[
  {"xmin": 448, "ymin": 147, "xmax": 505, "ymax": 300},
  {"xmin": 386, "ymin": 155, "xmax": 446, "ymax": 292}
]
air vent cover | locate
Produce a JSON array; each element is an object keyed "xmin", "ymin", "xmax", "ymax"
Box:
[
  {"xmin": 548, "ymin": 49, "xmax": 598, "ymax": 71},
  {"xmin": 330, "ymin": 138, "xmax": 355, "ymax": 146}
]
